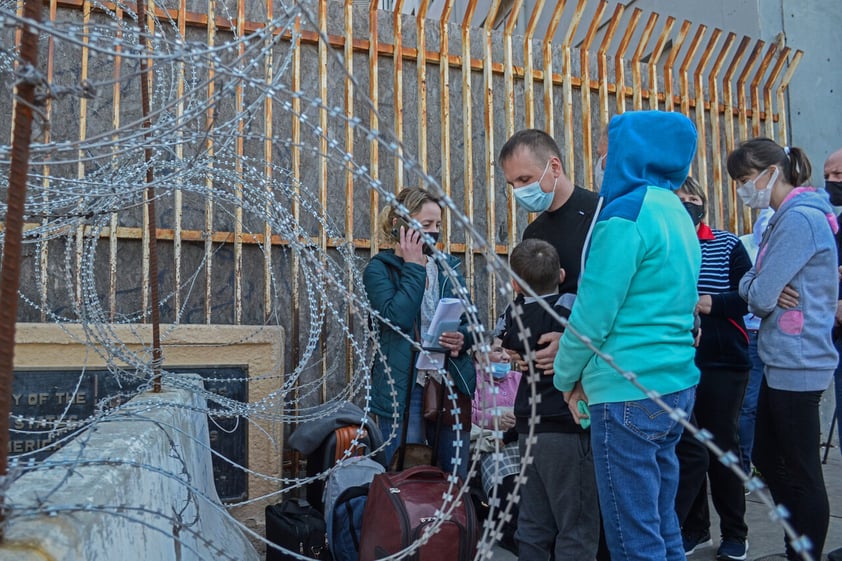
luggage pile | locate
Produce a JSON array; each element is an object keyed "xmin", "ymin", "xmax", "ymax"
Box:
[{"xmin": 265, "ymin": 400, "xmax": 478, "ymax": 561}]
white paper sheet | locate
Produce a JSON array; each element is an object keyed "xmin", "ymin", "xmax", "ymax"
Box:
[{"xmin": 415, "ymin": 297, "xmax": 463, "ymax": 370}]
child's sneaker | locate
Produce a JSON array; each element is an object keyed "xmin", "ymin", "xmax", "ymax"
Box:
[
  {"xmin": 716, "ymin": 537, "xmax": 748, "ymax": 561},
  {"xmin": 683, "ymin": 530, "xmax": 713, "ymax": 556}
]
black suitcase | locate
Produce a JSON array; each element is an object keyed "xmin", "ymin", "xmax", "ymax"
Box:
[
  {"xmin": 306, "ymin": 425, "xmax": 371, "ymax": 511},
  {"xmin": 265, "ymin": 498, "xmax": 332, "ymax": 561}
]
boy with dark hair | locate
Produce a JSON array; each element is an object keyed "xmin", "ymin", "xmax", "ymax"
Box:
[
  {"xmin": 498, "ymin": 238, "xmax": 599, "ymax": 561},
  {"xmin": 508, "ymin": 238, "xmax": 563, "ymax": 296}
]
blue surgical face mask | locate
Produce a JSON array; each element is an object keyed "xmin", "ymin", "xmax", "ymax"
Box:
[
  {"xmin": 489, "ymin": 362, "xmax": 510, "ymax": 379},
  {"xmin": 513, "ymin": 161, "xmax": 555, "ymax": 212}
]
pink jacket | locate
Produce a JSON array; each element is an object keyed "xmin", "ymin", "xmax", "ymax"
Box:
[{"xmin": 471, "ymin": 368, "xmax": 521, "ymax": 429}]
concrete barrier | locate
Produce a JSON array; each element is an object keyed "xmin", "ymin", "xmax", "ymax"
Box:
[{"xmin": 0, "ymin": 376, "xmax": 259, "ymax": 561}]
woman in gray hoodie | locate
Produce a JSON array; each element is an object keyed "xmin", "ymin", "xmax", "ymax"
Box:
[{"xmin": 730, "ymin": 138, "xmax": 838, "ymax": 561}]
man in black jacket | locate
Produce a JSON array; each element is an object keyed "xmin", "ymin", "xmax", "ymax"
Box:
[{"xmin": 498, "ymin": 129, "xmax": 600, "ymax": 375}]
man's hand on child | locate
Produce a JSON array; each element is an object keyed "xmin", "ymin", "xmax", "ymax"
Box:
[
  {"xmin": 505, "ymin": 349, "xmax": 527, "ymax": 372},
  {"xmin": 534, "ymin": 331, "xmax": 562, "ymax": 374}
]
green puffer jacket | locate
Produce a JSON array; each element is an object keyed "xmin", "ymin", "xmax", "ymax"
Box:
[{"xmin": 362, "ymin": 249, "xmax": 476, "ymax": 418}]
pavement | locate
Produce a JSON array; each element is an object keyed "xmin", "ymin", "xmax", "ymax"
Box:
[{"xmin": 490, "ymin": 452, "xmax": 842, "ymax": 561}]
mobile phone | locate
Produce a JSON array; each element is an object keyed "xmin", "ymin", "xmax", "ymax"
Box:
[{"xmin": 391, "ymin": 217, "xmax": 411, "ymax": 239}]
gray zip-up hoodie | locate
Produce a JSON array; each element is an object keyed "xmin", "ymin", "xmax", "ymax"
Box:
[{"xmin": 739, "ymin": 187, "xmax": 839, "ymax": 391}]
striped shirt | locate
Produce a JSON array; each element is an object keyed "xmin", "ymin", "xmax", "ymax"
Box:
[
  {"xmin": 693, "ymin": 222, "xmax": 752, "ymax": 369},
  {"xmin": 697, "ymin": 224, "xmax": 741, "ymax": 294}
]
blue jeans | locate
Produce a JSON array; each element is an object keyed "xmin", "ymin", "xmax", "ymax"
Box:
[
  {"xmin": 738, "ymin": 330, "xmax": 764, "ymax": 472},
  {"xmin": 590, "ymin": 387, "xmax": 695, "ymax": 561},
  {"xmin": 378, "ymin": 382, "xmax": 471, "ymax": 480}
]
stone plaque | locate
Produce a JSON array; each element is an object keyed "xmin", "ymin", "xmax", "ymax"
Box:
[{"xmin": 11, "ymin": 367, "xmax": 248, "ymax": 502}]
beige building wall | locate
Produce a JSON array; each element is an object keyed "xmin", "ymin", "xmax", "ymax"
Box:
[{"xmin": 13, "ymin": 323, "xmax": 284, "ymax": 531}]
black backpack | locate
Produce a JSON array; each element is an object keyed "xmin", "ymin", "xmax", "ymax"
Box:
[{"xmin": 265, "ymin": 498, "xmax": 332, "ymax": 561}]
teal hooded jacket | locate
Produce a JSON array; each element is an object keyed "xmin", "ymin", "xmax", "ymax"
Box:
[
  {"xmin": 553, "ymin": 111, "xmax": 702, "ymax": 404},
  {"xmin": 363, "ymin": 249, "xmax": 476, "ymax": 418}
]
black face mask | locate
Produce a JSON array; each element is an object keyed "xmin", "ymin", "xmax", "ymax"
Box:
[
  {"xmin": 682, "ymin": 201, "xmax": 705, "ymax": 226},
  {"xmin": 422, "ymin": 231, "xmax": 440, "ymax": 256},
  {"xmin": 826, "ymin": 180, "xmax": 842, "ymax": 206}
]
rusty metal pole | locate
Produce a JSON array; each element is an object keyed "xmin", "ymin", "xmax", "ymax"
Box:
[
  {"xmin": 137, "ymin": 0, "xmax": 163, "ymax": 392},
  {"xmin": 0, "ymin": 0, "xmax": 42, "ymax": 539}
]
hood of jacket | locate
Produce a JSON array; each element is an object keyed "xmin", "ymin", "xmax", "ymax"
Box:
[
  {"xmin": 770, "ymin": 187, "xmax": 839, "ymax": 235},
  {"xmin": 752, "ymin": 208, "xmax": 775, "ymax": 247},
  {"xmin": 599, "ymin": 111, "xmax": 697, "ymax": 220}
]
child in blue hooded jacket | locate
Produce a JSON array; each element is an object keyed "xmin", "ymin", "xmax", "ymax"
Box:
[
  {"xmin": 553, "ymin": 111, "xmax": 701, "ymax": 561},
  {"xmin": 731, "ymin": 138, "xmax": 838, "ymax": 561}
]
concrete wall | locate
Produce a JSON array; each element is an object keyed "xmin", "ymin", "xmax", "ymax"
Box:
[
  {"xmin": 0, "ymin": 377, "xmax": 259, "ymax": 561},
  {"xmin": 11, "ymin": 323, "xmax": 286, "ymax": 541},
  {"xmin": 777, "ymin": 0, "xmax": 842, "ymax": 174}
]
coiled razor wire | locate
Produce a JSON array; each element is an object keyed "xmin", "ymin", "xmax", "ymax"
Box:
[{"xmin": 0, "ymin": 0, "xmax": 819, "ymax": 559}]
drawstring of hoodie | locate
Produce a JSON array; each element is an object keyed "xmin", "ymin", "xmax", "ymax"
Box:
[{"xmin": 579, "ymin": 196, "xmax": 604, "ymax": 283}]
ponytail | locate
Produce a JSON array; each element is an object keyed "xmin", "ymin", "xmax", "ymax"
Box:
[
  {"xmin": 785, "ymin": 146, "xmax": 812, "ymax": 186},
  {"xmin": 376, "ymin": 205, "xmax": 398, "ymax": 245}
]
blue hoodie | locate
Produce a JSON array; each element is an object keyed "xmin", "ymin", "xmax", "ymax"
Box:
[
  {"xmin": 553, "ymin": 111, "xmax": 701, "ymax": 404},
  {"xmin": 739, "ymin": 187, "xmax": 839, "ymax": 391}
]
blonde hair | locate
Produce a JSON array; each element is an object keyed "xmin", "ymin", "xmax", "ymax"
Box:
[
  {"xmin": 679, "ymin": 176, "xmax": 707, "ymax": 206},
  {"xmin": 376, "ymin": 187, "xmax": 441, "ymax": 245}
]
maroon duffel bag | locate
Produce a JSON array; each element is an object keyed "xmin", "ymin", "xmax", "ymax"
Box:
[{"xmin": 358, "ymin": 464, "xmax": 478, "ymax": 561}]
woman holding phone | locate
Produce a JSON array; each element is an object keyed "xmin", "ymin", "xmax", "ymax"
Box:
[{"xmin": 363, "ymin": 187, "xmax": 476, "ymax": 479}]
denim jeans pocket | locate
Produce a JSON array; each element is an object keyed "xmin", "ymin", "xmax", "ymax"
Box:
[{"xmin": 622, "ymin": 396, "xmax": 679, "ymax": 442}]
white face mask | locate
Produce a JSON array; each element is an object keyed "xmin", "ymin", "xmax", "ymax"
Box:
[
  {"xmin": 737, "ymin": 167, "xmax": 778, "ymax": 209},
  {"xmin": 594, "ymin": 155, "xmax": 605, "ymax": 190}
]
